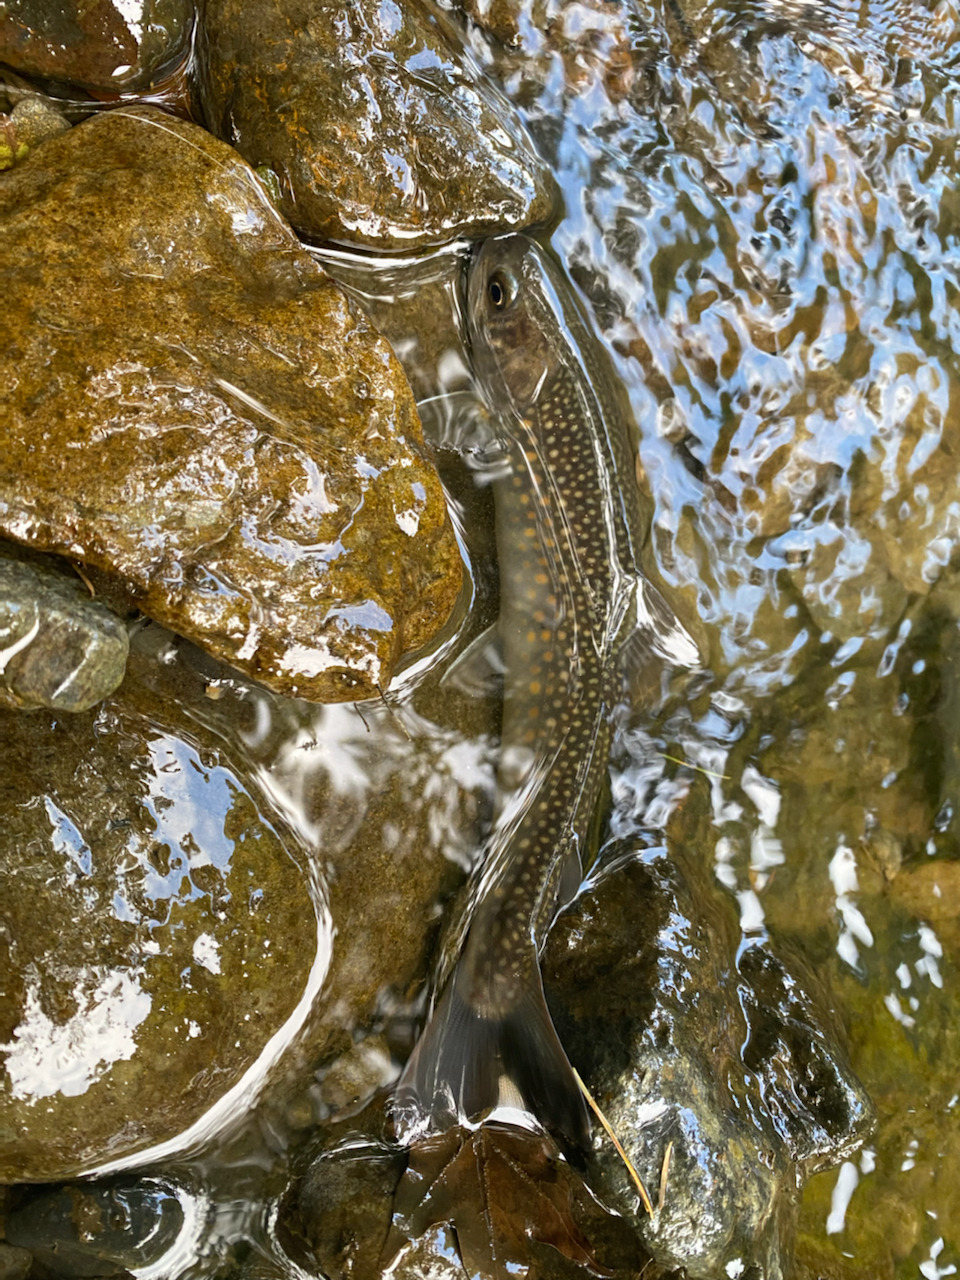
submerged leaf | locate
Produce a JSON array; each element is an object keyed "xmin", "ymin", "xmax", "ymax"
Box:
[{"xmin": 384, "ymin": 1123, "xmax": 616, "ymax": 1279}]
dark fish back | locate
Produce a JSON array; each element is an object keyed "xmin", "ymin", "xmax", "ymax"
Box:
[{"xmin": 394, "ymin": 234, "xmax": 696, "ymax": 1151}]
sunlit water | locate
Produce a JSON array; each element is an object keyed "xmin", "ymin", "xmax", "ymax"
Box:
[
  {"xmin": 315, "ymin": 0, "xmax": 960, "ymax": 1267},
  {"xmin": 333, "ymin": 0, "xmax": 960, "ymax": 1269},
  {"xmin": 6, "ymin": 0, "xmax": 960, "ymax": 1275}
]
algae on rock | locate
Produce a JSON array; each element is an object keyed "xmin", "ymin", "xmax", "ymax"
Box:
[
  {"xmin": 0, "ymin": 105, "xmax": 461, "ymax": 703},
  {"xmin": 200, "ymin": 0, "xmax": 555, "ymax": 249}
]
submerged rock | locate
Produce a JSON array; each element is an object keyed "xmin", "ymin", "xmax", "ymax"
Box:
[
  {"xmin": 0, "ymin": 0, "xmax": 193, "ymax": 92},
  {"xmin": 0, "ymin": 609, "xmax": 494, "ymax": 1183},
  {"xmin": 0, "ymin": 94, "xmax": 70, "ymax": 171},
  {"xmin": 0, "ymin": 105, "xmax": 461, "ymax": 702},
  {"xmin": 200, "ymin": 0, "xmax": 554, "ymax": 249},
  {"xmin": 4, "ymin": 1178, "xmax": 185, "ymax": 1276},
  {"xmin": 543, "ymin": 844, "xmax": 873, "ymax": 1279},
  {"xmin": 283, "ymin": 1133, "xmax": 405, "ymax": 1278},
  {"xmin": 459, "ymin": 0, "xmax": 525, "ymax": 46},
  {"xmin": 0, "ymin": 1243, "xmax": 32, "ymax": 1280},
  {"xmin": 0, "ymin": 650, "xmax": 319, "ymax": 1182},
  {"xmin": 0, "ymin": 545, "xmax": 129, "ymax": 713}
]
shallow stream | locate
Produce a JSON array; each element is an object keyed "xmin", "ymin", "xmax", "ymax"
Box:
[{"xmin": 4, "ymin": 0, "xmax": 960, "ymax": 1276}]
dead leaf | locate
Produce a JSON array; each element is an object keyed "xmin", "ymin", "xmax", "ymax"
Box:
[{"xmin": 383, "ymin": 1123, "xmax": 615, "ymax": 1279}]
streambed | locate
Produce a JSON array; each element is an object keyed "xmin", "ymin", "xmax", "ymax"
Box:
[{"xmin": 2, "ymin": 0, "xmax": 959, "ymax": 1277}]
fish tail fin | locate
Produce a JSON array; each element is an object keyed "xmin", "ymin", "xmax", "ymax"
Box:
[
  {"xmin": 393, "ymin": 953, "xmax": 590, "ymax": 1152},
  {"xmin": 501, "ymin": 968, "xmax": 591, "ymax": 1151}
]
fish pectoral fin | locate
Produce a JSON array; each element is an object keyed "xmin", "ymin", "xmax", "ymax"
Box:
[
  {"xmin": 625, "ymin": 576, "xmax": 702, "ymax": 670},
  {"xmin": 440, "ymin": 622, "xmax": 505, "ymax": 699},
  {"xmin": 392, "ymin": 947, "xmax": 589, "ymax": 1154}
]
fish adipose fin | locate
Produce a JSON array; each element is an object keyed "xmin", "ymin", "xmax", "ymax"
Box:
[{"xmin": 394, "ymin": 946, "xmax": 590, "ymax": 1153}]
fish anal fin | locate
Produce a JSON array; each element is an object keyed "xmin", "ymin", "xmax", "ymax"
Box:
[{"xmin": 441, "ymin": 623, "xmax": 505, "ymax": 699}]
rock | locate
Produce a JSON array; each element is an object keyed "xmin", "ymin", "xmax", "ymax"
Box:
[
  {"xmin": 543, "ymin": 846, "xmax": 873, "ymax": 1280},
  {"xmin": 459, "ymin": 0, "xmax": 525, "ymax": 46},
  {"xmin": 0, "ymin": 0, "xmax": 192, "ymax": 93},
  {"xmin": 0, "ymin": 1245, "xmax": 33, "ymax": 1280},
  {"xmin": 885, "ymin": 853, "xmax": 960, "ymax": 976},
  {"xmin": 199, "ymin": 0, "xmax": 555, "ymax": 249},
  {"xmin": 0, "ymin": 105, "xmax": 461, "ymax": 703},
  {"xmin": 4, "ymin": 1179, "xmax": 184, "ymax": 1276},
  {"xmin": 0, "ymin": 545, "xmax": 129, "ymax": 712},
  {"xmin": 0, "ymin": 647, "xmax": 319, "ymax": 1181},
  {"xmin": 26, "ymin": 614, "xmax": 490, "ymax": 1169},
  {"xmin": 0, "ymin": 94, "xmax": 70, "ymax": 171},
  {"xmin": 282, "ymin": 1135, "xmax": 405, "ymax": 1278}
]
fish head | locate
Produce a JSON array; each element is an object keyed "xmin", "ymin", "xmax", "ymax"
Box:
[{"xmin": 466, "ymin": 234, "xmax": 563, "ymax": 416}]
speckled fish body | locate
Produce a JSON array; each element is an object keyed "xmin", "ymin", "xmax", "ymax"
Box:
[{"xmin": 396, "ymin": 234, "xmax": 696, "ymax": 1149}]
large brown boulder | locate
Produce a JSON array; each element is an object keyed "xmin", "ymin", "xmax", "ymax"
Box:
[
  {"xmin": 200, "ymin": 0, "xmax": 555, "ymax": 249},
  {"xmin": 0, "ymin": 106, "xmax": 461, "ymax": 702},
  {"xmin": 0, "ymin": 0, "xmax": 192, "ymax": 92}
]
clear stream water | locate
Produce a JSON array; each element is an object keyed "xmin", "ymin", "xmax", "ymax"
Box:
[
  {"xmin": 8, "ymin": 0, "xmax": 960, "ymax": 1275},
  {"xmin": 342, "ymin": 0, "xmax": 960, "ymax": 1270}
]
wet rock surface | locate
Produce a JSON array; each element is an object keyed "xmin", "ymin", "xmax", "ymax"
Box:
[
  {"xmin": 0, "ymin": 93, "xmax": 69, "ymax": 171},
  {"xmin": 0, "ymin": 545, "xmax": 129, "ymax": 713},
  {"xmin": 0, "ymin": 602, "xmax": 496, "ymax": 1185},
  {"xmin": 0, "ymin": 0, "xmax": 193, "ymax": 93},
  {"xmin": 200, "ymin": 0, "xmax": 554, "ymax": 249},
  {"xmin": 4, "ymin": 1178, "xmax": 184, "ymax": 1276},
  {"xmin": 282, "ymin": 1133, "xmax": 404, "ymax": 1278},
  {"xmin": 542, "ymin": 842, "xmax": 873, "ymax": 1279},
  {"xmin": 0, "ymin": 104, "xmax": 461, "ymax": 703},
  {"xmin": 0, "ymin": 643, "xmax": 319, "ymax": 1183},
  {"xmin": 0, "ymin": 1243, "xmax": 33, "ymax": 1280}
]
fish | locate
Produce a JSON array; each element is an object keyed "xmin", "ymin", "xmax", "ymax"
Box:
[{"xmin": 394, "ymin": 232, "xmax": 698, "ymax": 1150}]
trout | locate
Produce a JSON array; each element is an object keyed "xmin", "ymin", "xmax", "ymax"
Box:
[{"xmin": 396, "ymin": 233, "xmax": 698, "ymax": 1149}]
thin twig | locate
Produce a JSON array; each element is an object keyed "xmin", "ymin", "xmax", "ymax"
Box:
[
  {"xmin": 70, "ymin": 560, "xmax": 96, "ymax": 597},
  {"xmin": 573, "ymin": 1068, "xmax": 654, "ymax": 1218},
  {"xmin": 377, "ymin": 681, "xmax": 412, "ymax": 742},
  {"xmin": 354, "ymin": 703, "xmax": 371, "ymax": 733},
  {"xmin": 659, "ymin": 752, "xmax": 728, "ymax": 780},
  {"xmin": 658, "ymin": 1140, "xmax": 672, "ymax": 1213}
]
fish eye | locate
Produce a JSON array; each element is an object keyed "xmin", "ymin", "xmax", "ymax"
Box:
[{"xmin": 487, "ymin": 270, "xmax": 516, "ymax": 311}]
